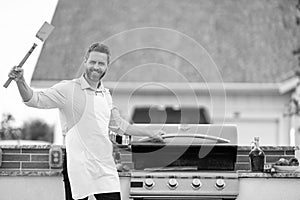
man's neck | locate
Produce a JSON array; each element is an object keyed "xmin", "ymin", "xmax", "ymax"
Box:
[{"xmin": 83, "ymin": 74, "xmax": 100, "ymax": 90}]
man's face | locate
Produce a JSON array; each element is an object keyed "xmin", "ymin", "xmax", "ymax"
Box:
[{"xmin": 84, "ymin": 51, "xmax": 108, "ymax": 82}]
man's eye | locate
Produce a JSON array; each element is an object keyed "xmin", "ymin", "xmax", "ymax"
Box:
[{"xmin": 90, "ymin": 61, "xmax": 96, "ymax": 64}]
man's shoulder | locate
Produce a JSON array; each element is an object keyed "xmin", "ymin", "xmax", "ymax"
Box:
[
  {"xmin": 59, "ymin": 78, "xmax": 81, "ymax": 85},
  {"xmin": 52, "ymin": 78, "xmax": 81, "ymax": 90}
]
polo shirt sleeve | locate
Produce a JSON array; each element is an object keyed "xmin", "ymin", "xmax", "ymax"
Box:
[
  {"xmin": 109, "ymin": 107, "xmax": 130, "ymax": 135},
  {"xmin": 24, "ymin": 81, "xmax": 68, "ymax": 109},
  {"xmin": 105, "ymin": 88, "xmax": 130, "ymax": 135}
]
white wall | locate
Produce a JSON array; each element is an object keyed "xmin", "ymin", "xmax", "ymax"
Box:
[
  {"xmin": 0, "ymin": 176, "xmax": 130, "ymax": 200},
  {"xmin": 0, "ymin": 176, "xmax": 64, "ymax": 200},
  {"xmin": 237, "ymin": 178, "xmax": 300, "ymax": 200},
  {"xmin": 110, "ymin": 86, "xmax": 291, "ymax": 146}
]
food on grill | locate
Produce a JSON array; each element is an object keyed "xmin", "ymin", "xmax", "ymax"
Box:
[
  {"xmin": 274, "ymin": 158, "xmax": 289, "ymax": 166},
  {"xmin": 288, "ymin": 157, "xmax": 299, "ymax": 166},
  {"xmin": 274, "ymin": 157, "xmax": 299, "ymax": 166}
]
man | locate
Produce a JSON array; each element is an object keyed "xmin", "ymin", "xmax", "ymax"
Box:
[{"xmin": 8, "ymin": 42, "xmax": 164, "ymax": 200}]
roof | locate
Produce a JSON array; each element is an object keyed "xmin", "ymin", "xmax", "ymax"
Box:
[{"xmin": 31, "ymin": 0, "xmax": 300, "ymax": 86}]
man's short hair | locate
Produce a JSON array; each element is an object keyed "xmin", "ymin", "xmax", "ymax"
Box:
[{"xmin": 84, "ymin": 43, "xmax": 111, "ymax": 64}]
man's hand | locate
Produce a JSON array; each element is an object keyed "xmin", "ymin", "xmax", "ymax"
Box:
[
  {"xmin": 148, "ymin": 130, "xmax": 166, "ymax": 143},
  {"xmin": 8, "ymin": 66, "xmax": 24, "ymax": 82},
  {"xmin": 7, "ymin": 66, "xmax": 33, "ymax": 102},
  {"xmin": 124, "ymin": 124, "xmax": 166, "ymax": 143}
]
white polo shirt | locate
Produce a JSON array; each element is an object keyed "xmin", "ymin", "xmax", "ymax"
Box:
[{"xmin": 24, "ymin": 75, "xmax": 129, "ymax": 136}]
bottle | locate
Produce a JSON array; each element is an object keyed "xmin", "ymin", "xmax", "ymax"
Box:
[{"xmin": 249, "ymin": 137, "xmax": 265, "ymax": 172}]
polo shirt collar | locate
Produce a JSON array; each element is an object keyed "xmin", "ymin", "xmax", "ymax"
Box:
[{"xmin": 79, "ymin": 75, "xmax": 105, "ymax": 92}]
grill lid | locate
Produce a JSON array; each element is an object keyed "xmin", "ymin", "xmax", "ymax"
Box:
[
  {"xmin": 130, "ymin": 124, "xmax": 238, "ymax": 171},
  {"xmin": 131, "ymin": 124, "xmax": 238, "ymax": 145}
]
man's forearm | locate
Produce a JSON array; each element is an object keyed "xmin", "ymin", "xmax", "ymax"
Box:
[
  {"xmin": 109, "ymin": 108, "xmax": 164, "ymax": 141},
  {"xmin": 125, "ymin": 124, "xmax": 153, "ymax": 137},
  {"xmin": 16, "ymin": 78, "xmax": 33, "ymax": 102}
]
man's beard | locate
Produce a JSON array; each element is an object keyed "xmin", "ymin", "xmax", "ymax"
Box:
[{"xmin": 86, "ymin": 69, "xmax": 106, "ymax": 81}]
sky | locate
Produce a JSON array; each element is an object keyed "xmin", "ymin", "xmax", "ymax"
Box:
[{"xmin": 0, "ymin": 0, "xmax": 61, "ymax": 143}]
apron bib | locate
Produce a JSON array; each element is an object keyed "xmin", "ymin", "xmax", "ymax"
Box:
[{"xmin": 66, "ymin": 90, "xmax": 120, "ymax": 199}]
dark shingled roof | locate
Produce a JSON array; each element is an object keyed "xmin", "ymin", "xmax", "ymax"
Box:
[{"xmin": 32, "ymin": 0, "xmax": 300, "ymax": 84}]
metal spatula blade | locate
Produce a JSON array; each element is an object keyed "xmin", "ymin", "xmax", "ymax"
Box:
[
  {"xmin": 3, "ymin": 21, "xmax": 55, "ymax": 88},
  {"xmin": 36, "ymin": 22, "xmax": 55, "ymax": 42}
]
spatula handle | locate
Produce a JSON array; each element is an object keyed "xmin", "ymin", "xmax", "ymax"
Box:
[
  {"xmin": 3, "ymin": 43, "xmax": 37, "ymax": 88},
  {"xmin": 3, "ymin": 78, "xmax": 13, "ymax": 88},
  {"xmin": 18, "ymin": 43, "xmax": 37, "ymax": 67}
]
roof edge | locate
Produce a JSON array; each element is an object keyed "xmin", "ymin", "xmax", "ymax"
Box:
[{"xmin": 31, "ymin": 80, "xmax": 281, "ymax": 95}]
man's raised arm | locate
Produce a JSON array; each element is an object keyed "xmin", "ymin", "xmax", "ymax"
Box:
[
  {"xmin": 7, "ymin": 66, "xmax": 66, "ymax": 109},
  {"xmin": 8, "ymin": 66, "xmax": 33, "ymax": 102}
]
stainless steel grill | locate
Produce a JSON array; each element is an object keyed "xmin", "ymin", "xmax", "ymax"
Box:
[{"xmin": 129, "ymin": 124, "xmax": 239, "ymax": 200}]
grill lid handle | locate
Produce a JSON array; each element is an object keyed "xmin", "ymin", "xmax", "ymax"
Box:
[
  {"xmin": 162, "ymin": 133, "xmax": 230, "ymax": 143},
  {"xmin": 138, "ymin": 133, "xmax": 230, "ymax": 143}
]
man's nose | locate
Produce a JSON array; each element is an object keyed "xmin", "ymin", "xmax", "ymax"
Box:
[{"xmin": 94, "ymin": 63, "xmax": 102, "ymax": 68}]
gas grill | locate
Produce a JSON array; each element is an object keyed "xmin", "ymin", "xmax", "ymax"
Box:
[{"xmin": 129, "ymin": 124, "xmax": 239, "ymax": 200}]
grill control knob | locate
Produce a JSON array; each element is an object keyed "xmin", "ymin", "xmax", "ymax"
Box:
[
  {"xmin": 215, "ymin": 179, "xmax": 226, "ymax": 190},
  {"xmin": 191, "ymin": 178, "xmax": 202, "ymax": 190},
  {"xmin": 144, "ymin": 178, "xmax": 155, "ymax": 189},
  {"xmin": 168, "ymin": 178, "xmax": 178, "ymax": 189}
]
